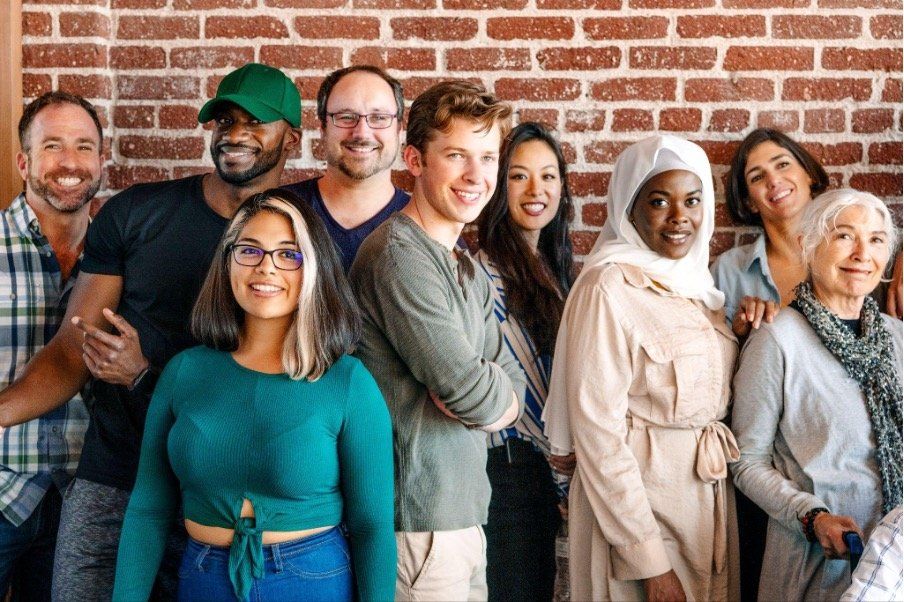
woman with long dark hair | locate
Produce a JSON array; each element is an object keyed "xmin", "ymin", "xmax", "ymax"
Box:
[{"xmin": 474, "ymin": 122, "xmax": 575, "ymax": 601}]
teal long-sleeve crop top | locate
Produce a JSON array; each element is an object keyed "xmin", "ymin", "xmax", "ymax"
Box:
[{"xmin": 112, "ymin": 346, "xmax": 395, "ymax": 601}]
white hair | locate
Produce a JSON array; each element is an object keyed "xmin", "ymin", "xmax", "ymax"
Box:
[{"xmin": 799, "ymin": 188, "xmax": 899, "ymax": 271}]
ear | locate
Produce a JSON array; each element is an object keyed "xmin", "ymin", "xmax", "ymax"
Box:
[
  {"xmin": 15, "ymin": 151, "xmax": 28, "ymax": 182},
  {"xmin": 403, "ymin": 144, "xmax": 423, "ymax": 178},
  {"xmin": 283, "ymin": 127, "xmax": 302, "ymax": 154}
]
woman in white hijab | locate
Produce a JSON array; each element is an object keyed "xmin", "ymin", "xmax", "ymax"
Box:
[{"xmin": 543, "ymin": 135, "xmax": 740, "ymax": 602}]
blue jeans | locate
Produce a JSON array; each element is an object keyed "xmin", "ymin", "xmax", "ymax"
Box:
[
  {"xmin": 0, "ymin": 485, "xmax": 62, "ymax": 602},
  {"xmin": 177, "ymin": 526, "xmax": 353, "ymax": 602}
]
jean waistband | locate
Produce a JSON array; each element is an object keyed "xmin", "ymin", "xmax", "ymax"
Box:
[{"xmin": 186, "ymin": 525, "xmax": 344, "ymax": 560}]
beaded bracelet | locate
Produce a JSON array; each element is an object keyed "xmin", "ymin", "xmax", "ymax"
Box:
[{"xmin": 800, "ymin": 507, "xmax": 829, "ymax": 542}]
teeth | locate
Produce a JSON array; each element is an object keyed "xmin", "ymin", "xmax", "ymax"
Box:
[
  {"xmin": 56, "ymin": 177, "xmax": 81, "ymax": 187},
  {"xmin": 455, "ymin": 190, "xmax": 480, "ymax": 202},
  {"xmin": 771, "ymin": 190, "xmax": 791, "ymax": 202},
  {"xmin": 250, "ymin": 284, "xmax": 281, "ymax": 292},
  {"xmin": 663, "ymin": 233, "xmax": 688, "ymax": 240},
  {"xmin": 522, "ymin": 203, "xmax": 546, "ymax": 213}
]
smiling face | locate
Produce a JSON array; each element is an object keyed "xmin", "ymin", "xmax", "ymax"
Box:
[
  {"xmin": 229, "ymin": 211, "xmax": 303, "ymax": 327},
  {"xmin": 321, "ymin": 71, "xmax": 401, "ymax": 182},
  {"xmin": 505, "ymin": 139, "xmax": 562, "ymax": 236},
  {"xmin": 744, "ymin": 140, "xmax": 814, "ymax": 226},
  {"xmin": 17, "ymin": 103, "xmax": 102, "ymax": 213},
  {"xmin": 405, "ymin": 117, "xmax": 501, "ymax": 232},
  {"xmin": 210, "ymin": 104, "xmax": 296, "ymax": 186},
  {"xmin": 810, "ymin": 204, "xmax": 891, "ymax": 317},
  {"xmin": 630, "ymin": 169, "xmax": 704, "ymax": 260}
]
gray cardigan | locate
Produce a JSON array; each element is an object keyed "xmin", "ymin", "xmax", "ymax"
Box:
[
  {"xmin": 732, "ymin": 308, "xmax": 903, "ymax": 601},
  {"xmin": 350, "ymin": 213, "xmax": 525, "ymax": 532}
]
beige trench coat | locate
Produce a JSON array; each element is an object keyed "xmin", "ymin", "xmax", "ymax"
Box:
[{"xmin": 551, "ymin": 263, "xmax": 740, "ymax": 602}]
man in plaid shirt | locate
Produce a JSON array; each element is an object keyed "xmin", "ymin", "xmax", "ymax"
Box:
[{"xmin": 0, "ymin": 92, "xmax": 102, "ymax": 598}]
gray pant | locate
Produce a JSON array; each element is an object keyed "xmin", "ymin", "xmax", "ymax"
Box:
[{"xmin": 51, "ymin": 478, "xmax": 184, "ymax": 602}]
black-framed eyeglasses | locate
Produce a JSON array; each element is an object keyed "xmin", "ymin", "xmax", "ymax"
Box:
[
  {"xmin": 327, "ymin": 112, "xmax": 397, "ymax": 129},
  {"xmin": 229, "ymin": 244, "xmax": 304, "ymax": 271}
]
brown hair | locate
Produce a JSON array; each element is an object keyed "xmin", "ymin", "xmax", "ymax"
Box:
[
  {"xmin": 18, "ymin": 91, "xmax": 103, "ymax": 152},
  {"xmin": 316, "ymin": 64, "xmax": 405, "ymax": 127},
  {"xmin": 405, "ymin": 80, "xmax": 512, "ymax": 154}
]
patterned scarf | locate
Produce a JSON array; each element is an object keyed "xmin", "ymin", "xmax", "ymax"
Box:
[{"xmin": 794, "ymin": 281, "xmax": 903, "ymax": 514}]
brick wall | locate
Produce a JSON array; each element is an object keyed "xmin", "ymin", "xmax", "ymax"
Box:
[{"xmin": 21, "ymin": 0, "xmax": 902, "ymax": 258}]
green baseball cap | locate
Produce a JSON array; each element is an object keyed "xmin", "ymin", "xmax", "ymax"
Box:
[{"xmin": 198, "ymin": 63, "xmax": 301, "ymax": 127}]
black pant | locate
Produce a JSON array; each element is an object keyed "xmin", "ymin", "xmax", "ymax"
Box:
[
  {"xmin": 484, "ymin": 440, "xmax": 561, "ymax": 602},
  {"xmin": 736, "ymin": 490, "xmax": 768, "ymax": 602}
]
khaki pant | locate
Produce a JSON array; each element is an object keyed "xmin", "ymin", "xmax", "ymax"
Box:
[{"xmin": 395, "ymin": 525, "xmax": 488, "ymax": 602}]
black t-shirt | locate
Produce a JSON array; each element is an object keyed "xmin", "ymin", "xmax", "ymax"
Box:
[
  {"xmin": 78, "ymin": 175, "xmax": 228, "ymax": 490},
  {"xmin": 282, "ymin": 178, "xmax": 409, "ymax": 272}
]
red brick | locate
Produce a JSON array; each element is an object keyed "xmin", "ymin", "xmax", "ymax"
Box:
[
  {"xmin": 264, "ymin": 0, "xmax": 347, "ymax": 6},
  {"xmin": 582, "ymin": 203, "xmax": 608, "ymax": 226},
  {"xmin": 569, "ymin": 172, "xmax": 610, "ymax": 197},
  {"xmin": 724, "ymin": 46, "xmax": 813, "ymax": 71},
  {"xmin": 629, "ymin": 47, "xmax": 717, "ymax": 70},
  {"xmin": 822, "ymin": 48, "xmax": 902, "ymax": 72},
  {"xmin": 710, "ymin": 232, "xmax": 736, "ymax": 258},
  {"xmin": 23, "ymin": 44, "xmax": 106, "ymax": 68},
  {"xmin": 59, "ymin": 75, "xmax": 111, "ymax": 99},
  {"xmin": 782, "ymin": 78, "xmax": 872, "ymax": 101},
  {"xmin": 560, "ymin": 142, "xmax": 578, "ymax": 164},
  {"xmin": 677, "ymin": 15, "xmax": 765, "ymax": 38},
  {"xmin": 495, "ymin": 78, "xmax": 581, "ymax": 102},
  {"xmin": 259, "ymin": 46, "xmax": 342, "ymax": 70},
  {"xmin": 773, "ymin": 15, "xmax": 861, "ymax": 39},
  {"xmin": 118, "ymin": 76, "xmax": 199, "ymax": 100},
  {"xmin": 868, "ymin": 142, "xmax": 902, "ymax": 165},
  {"xmin": 803, "ymin": 109, "xmax": 845, "ymax": 133},
  {"xmin": 119, "ymin": 135, "xmax": 205, "ymax": 160},
  {"xmin": 715, "ymin": 203, "xmax": 736, "ymax": 227},
  {"xmin": 106, "ymin": 166, "xmax": 168, "ymax": 190},
  {"xmin": 611, "ymin": 109, "xmax": 654, "ymax": 132},
  {"xmin": 591, "ymin": 78, "xmax": 676, "ymax": 101},
  {"xmin": 585, "ymin": 141, "xmax": 631, "ymax": 164},
  {"xmin": 849, "ymin": 173, "xmax": 902, "ymax": 197},
  {"xmin": 538, "ymin": 0, "xmax": 621, "ymax": 6},
  {"xmin": 584, "ymin": 17, "xmax": 668, "ymax": 40},
  {"xmin": 871, "ymin": 15, "xmax": 902, "ymax": 39},
  {"xmin": 171, "ymin": 47, "xmax": 255, "ymax": 69},
  {"xmin": 801, "ymin": 142, "xmax": 862, "ymax": 166},
  {"xmin": 113, "ymin": 106, "xmax": 154, "ymax": 129},
  {"xmin": 565, "ymin": 109, "xmax": 606, "ymax": 132},
  {"xmin": 724, "ymin": 0, "xmax": 808, "ymax": 6},
  {"xmin": 852, "ymin": 109, "xmax": 894, "ymax": 133},
  {"xmin": 294, "ymin": 16, "xmax": 380, "ymax": 40},
  {"xmin": 883, "ymin": 78, "xmax": 901, "ymax": 102},
  {"xmin": 206, "ymin": 16, "xmax": 289, "ymax": 39},
  {"xmin": 111, "ymin": 46, "xmax": 166, "ymax": 69},
  {"xmin": 118, "ymin": 16, "xmax": 199, "ymax": 40},
  {"xmin": 537, "ymin": 47, "xmax": 620, "ymax": 70},
  {"xmin": 685, "ymin": 78, "xmax": 773, "ymax": 102},
  {"xmin": 487, "ymin": 17, "xmax": 574, "ymax": 40},
  {"xmin": 160, "ymin": 106, "xmax": 201, "ymax": 130},
  {"xmin": 695, "ymin": 140, "xmax": 740, "ymax": 165},
  {"xmin": 301, "ymin": 107, "xmax": 319, "ymax": 130},
  {"xmin": 293, "ymin": 76, "xmax": 326, "ymax": 100},
  {"xmin": 400, "ymin": 76, "xmax": 482, "ymax": 99},
  {"xmin": 757, "ymin": 110, "xmax": 799, "ymax": 131},
  {"xmin": 23, "ymin": 74, "xmax": 52, "ymax": 98},
  {"xmin": 630, "ymin": 0, "xmax": 713, "ymax": 6},
  {"xmin": 708, "ymin": 109, "xmax": 749, "ymax": 133},
  {"xmin": 570, "ymin": 231, "xmax": 599, "ymax": 256},
  {"xmin": 173, "ymin": 0, "xmax": 257, "ymax": 7},
  {"xmin": 112, "ymin": 0, "xmax": 166, "ymax": 6},
  {"xmin": 444, "ymin": 0, "xmax": 524, "ymax": 7},
  {"xmin": 22, "ymin": 12, "xmax": 52, "ymax": 36},
  {"xmin": 516, "ymin": 109, "xmax": 559, "ymax": 128},
  {"xmin": 660, "ymin": 108, "xmax": 702, "ymax": 132},
  {"xmin": 392, "ymin": 18, "xmax": 477, "ymax": 41},
  {"xmin": 446, "ymin": 48, "xmax": 531, "ymax": 71},
  {"xmin": 354, "ymin": 0, "xmax": 434, "ymax": 6},
  {"xmin": 60, "ymin": 11, "xmax": 110, "ymax": 37},
  {"xmin": 818, "ymin": 0, "xmax": 899, "ymax": 8},
  {"xmin": 351, "ymin": 47, "xmax": 436, "ymax": 71}
]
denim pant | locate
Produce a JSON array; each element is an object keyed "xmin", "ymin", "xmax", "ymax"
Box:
[
  {"xmin": 0, "ymin": 485, "xmax": 62, "ymax": 602},
  {"xmin": 177, "ymin": 526, "xmax": 353, "ymax": 602}
]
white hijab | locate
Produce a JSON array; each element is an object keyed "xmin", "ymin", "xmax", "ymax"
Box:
[{"xmin": 582, "ymin": 134, "xmax": 724, "ymax": 310}]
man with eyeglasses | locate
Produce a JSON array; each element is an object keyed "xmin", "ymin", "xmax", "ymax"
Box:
[
  {"xmin": 0, "ymin": 62, "xmax": 301, "ymax": 600},
  {"xmin": 284, "ymin": 65, "xmax": 408, "ymax": 272}
]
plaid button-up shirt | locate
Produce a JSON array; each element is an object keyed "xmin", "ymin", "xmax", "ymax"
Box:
[{"xmin": 0, "ymin": 193, "xmax": 88, "ymax": 527}]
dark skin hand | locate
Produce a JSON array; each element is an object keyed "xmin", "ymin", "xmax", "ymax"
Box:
[
  {"xmin": 73, "ymin": 307, "xmax": 148, "ymax": 387},
  {"xmin": 813, "ymin": 512, "xmax": 862, "ymax": 559},
  {"xmin": 644, "ymin": 569, "xmax": 687, "ymax": 602},
  {"xmin": 731, "ymin": 295, "xmax": 780, "ymax": 338},
  {"xmin": 549, "ymin": 453, "xmax": 576, "ymax": 476}
]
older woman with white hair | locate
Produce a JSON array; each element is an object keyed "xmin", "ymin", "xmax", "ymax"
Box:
[
  {"xmin": 543, "ymin": 135, "xmax": 739, "ymax": 602},
  {"xmin": 732, "ymin": 188, "xmax": 902, "ymax": 602}
]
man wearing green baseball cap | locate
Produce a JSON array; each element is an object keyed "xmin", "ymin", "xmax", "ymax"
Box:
[{"xmin": 0, "ymin": 62, "xmax": 301, "ymax": 601}]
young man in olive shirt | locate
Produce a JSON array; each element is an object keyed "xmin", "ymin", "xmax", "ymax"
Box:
[{"xmin": 350, "ymin": 81, "xmax": 524, "ymax": 602}]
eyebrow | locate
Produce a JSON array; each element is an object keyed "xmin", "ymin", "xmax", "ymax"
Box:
[
  {"xmin": 646, "ymin": 188, "xmax": 702, "ymax": 197},
  {"xmin": 745, "ymin": 153, "xmax": 792, "ymax": 177},
  {"xmin": 41, "ymin": 136, "xmax": 97, "ymax": 145},
  {"xmin": 834, "ymin": 224, "xmax": 887, "ymax": 235},
  {"xmin": 510, "ymin": 163, "xmax": 557, "ymax": 171}
]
